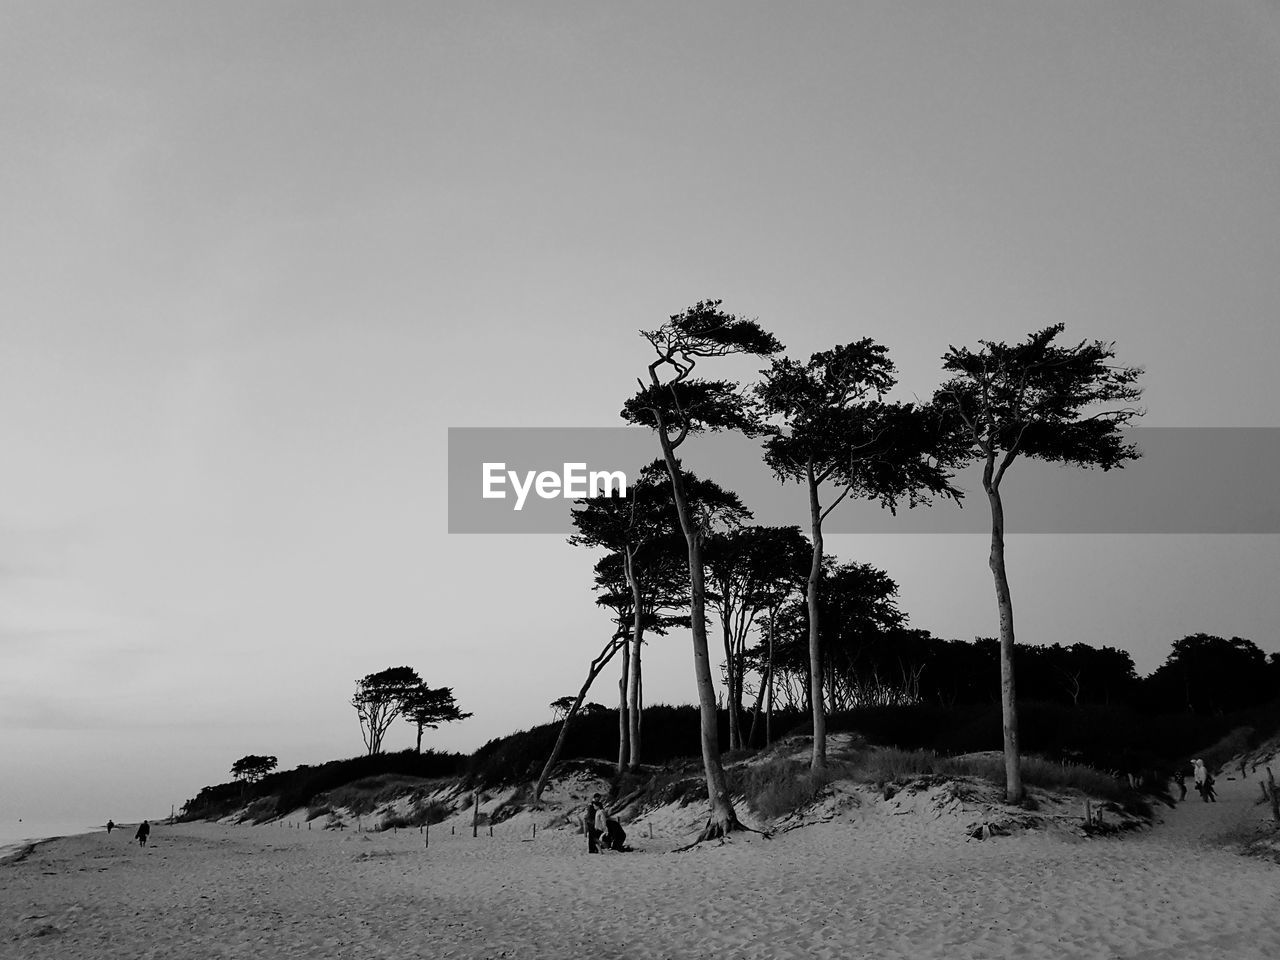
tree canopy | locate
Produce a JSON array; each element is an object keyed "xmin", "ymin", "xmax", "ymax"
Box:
[{"xmin": 230, "ymin": 755, "xmax": 278, "ymax": 784}]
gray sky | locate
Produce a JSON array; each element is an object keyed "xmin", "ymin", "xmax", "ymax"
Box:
[{"xmin": 2, "ymin": 1, "xmax": 1279, "ymax": 823}]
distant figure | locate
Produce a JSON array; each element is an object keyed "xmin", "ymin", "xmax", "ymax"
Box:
[
  {"xmin": 1172, "ymin": 771, "xmax": 1186, "ymax": 802},
  {"xmin": 1193, "ymin": 759, "xmax": 1215, "ymax": 802},
  {"xmin": 582, "ymin": 796, "xmax": 601, "ymax": 854},
  {"xmin": 106, "ymin": 819, "xmax": 115, "ymax": 834},
  {"xmin": 135, "ymin": 820, "xmax": 151, "ymax": 847}
]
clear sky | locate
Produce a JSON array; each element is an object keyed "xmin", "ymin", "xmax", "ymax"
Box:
[{"xmin": 2, "ymin": 1, "xmax": 1278, "ymax": 824}]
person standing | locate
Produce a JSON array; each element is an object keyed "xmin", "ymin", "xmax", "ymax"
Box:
[
  {"xmin": 106, "ymin": 819, "xmax": 115, "ymax": 834},
  {"xmin": 135, "ymin": 820, "xmax": 151, "ymax": 847},
  {"xmin": 1192, "ymin": 759, "xmax": 1208, "ymax": 802},
  {"xmin": 582, "ymin": 796, "xmax": 601, "ymax": 854}
]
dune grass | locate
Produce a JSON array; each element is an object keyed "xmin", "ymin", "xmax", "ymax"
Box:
[{"xmin": 729, "ymin": 747, "xmax": 1141, "ymax": 821}]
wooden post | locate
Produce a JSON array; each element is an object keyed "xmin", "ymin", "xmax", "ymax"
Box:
[
  {"xmin": 1084, "ymin": 799, "xmax": 1092, "ymax": 826},
  {"xmin": 425, "ymin": 821, "xmax": 429, "ymax": 849},
  {"xmin": 472, "ymin": 794, "xmax": 479, "ymax": 838},
  {"xmin": 532, "ymin": 824, "xmax": 536, "ymax": 839},
  {"xmin": 488, "ymin": 824, "xmax": 493, "ymax": 837},
  {"xmin": 648, "ymin": 822, "xmax": 653, "ymax": 839}
]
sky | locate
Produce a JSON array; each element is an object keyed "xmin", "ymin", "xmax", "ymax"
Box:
[{"xmin": 2, "ymin": 1, "xmax": 1279, "ymax": 825}]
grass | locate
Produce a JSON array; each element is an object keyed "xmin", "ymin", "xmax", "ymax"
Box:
[
  {"xmin": 724, "ymin": 748, "xmax": 1143, "ymax": 822},
  {"xmin": 377, "ymin": 799, "xmax": 453, "ymax": 831}
]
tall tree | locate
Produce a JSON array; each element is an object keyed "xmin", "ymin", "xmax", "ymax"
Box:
[
  {"xmin": 401, "ymin": 685, "xmax": 471, "ymax": 753},
  {"xmin": 622, "ymin": 300, "xmax": 782, "ymax": 839},
  {"xmin": 933, "ymin": 324, "xmax": 1143, "ymax": 801},
  {"xmin": 759, "ymin": 341, "xmax": 961, "ymax": 770},
  {"xmin": 351, "ymin": 666, "xmax": 423, "ymax": 755}
]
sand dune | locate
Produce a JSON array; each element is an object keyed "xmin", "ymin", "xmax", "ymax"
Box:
[{"xmin": 3, "ymin": 770, "xmax": 1279, "ymax": 959}]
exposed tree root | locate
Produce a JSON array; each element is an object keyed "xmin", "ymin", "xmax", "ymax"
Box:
[{"xmin": 673, "ymin": 814, "xmax": 771, "ymax": 851}]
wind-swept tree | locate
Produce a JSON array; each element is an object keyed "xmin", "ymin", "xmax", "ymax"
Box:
[
  {"xmin": 622, "ymin": 300, "xmax": 782, "ymax": 839},
  {"xmin": 401, "ymin": 685, "xmax": 471, "ymax": 753},
  {"xmin": 352, "ymin": 666, "xmax": 423, "ymax": 755},
  {"xmin": 758, "ymin": 341, "xmax": 961, "ymax": 770},
  {"xmin": 933, "ymin": 324, "xmax": 1143, "ymax": 801},
  {"xmin": 230, "ymin": 755, "xmax": 278, "ymax": 784}
]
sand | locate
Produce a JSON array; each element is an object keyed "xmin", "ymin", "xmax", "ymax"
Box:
[{"xmin": 4, "ymin": 773, "xmax": 1279, "ymax": 960}]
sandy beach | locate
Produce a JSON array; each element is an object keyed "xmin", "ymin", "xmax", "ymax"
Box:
[{"xmin": 4, "ymin": 770, "xmax": 1279, "ymax": 960}]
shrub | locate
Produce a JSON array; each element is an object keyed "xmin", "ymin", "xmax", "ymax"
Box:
[{"xmin": 729, "ymin": 759, "xmax": 839, "ymax": 821}]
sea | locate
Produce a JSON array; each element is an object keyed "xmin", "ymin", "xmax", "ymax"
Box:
[{"xmin": 0, "ymin": 818, "xmax": 101, "ymax": 861}]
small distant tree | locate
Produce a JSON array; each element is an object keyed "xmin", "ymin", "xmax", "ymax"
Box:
[
  {"xmin": 352, "ymin": 666, "xmax": 423, "ymax": 755},
  {"xmin": 549, "ymin": 696, "xmax": 576, "ymax": 721},
  {"xmin": 401, "ymin": 685, "xmax": 472, "ymax": 753},
  {"xmin": 933, "ymin": 324, "xmax": 1143, "ymax": 802},
  {"xmin": 230, "ymin": 755, "xmax": 278, "ymax": 784},
  {"xmin": 622, "ymin": 300, "xmax": 782, "ymax": 840}
]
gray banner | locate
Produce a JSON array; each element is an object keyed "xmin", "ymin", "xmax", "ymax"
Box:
[{"xmin": 447, "ymin": 427, "xmax": 1280, "ymax": 534}]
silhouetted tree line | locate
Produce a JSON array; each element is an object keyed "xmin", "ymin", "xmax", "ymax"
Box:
[{"xmin": 747, "ymin": 623, "xmax": 1277, "ymax": 719}]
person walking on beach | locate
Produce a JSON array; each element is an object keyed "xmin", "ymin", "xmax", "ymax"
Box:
[
  {"xmin": 135, "ymin": 820, "xmax": 151, "ymax": 847},
  {"xmin": 582, "ymin": 796, "xmax": 601, "ymax": 854},
  {"xmin": 106, "ymin": 819, "xmax": 115, "ymax": 834}
]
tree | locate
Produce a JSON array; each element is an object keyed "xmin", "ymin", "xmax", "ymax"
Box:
[
  {"xmin": 622, "ymin": 300, "xmax": 782, "ymax": 840},
  {"xmin": 549, "ymin": 696, "xmax": 576, "ymax": 721},
  {"xmin": 351, "ymin": 666, "xmax": 423, "ymax": 755},
  {"xmin": 933, "ymin": 324, "xmax": 1144, "ymax": 801},
  {"xmin": 759, "ymin": 340, "xmax": 961, "ymax": 770},
  {"xmin": 230, "ymin": 755, "xmax": 278, "ymax": 784},
  {"xmin": 401, "ymin": 685, "xmax": 471, "ymax": 753},
  {"xmin": 533, "ymin": 547, "xmax": 689, "ymax": 801},
  {"xmin": 1143, "ymin": 633, "xmax": 1271, "ymax": 714},
  {"xmin": 704, "ymin": 524, "xmax": 809, "ymax": 749},
  {"xmin": 568, "ymin": 460, "xmax": 699, "ymax": 772}
]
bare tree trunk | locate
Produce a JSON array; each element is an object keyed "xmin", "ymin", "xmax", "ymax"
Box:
[
  {"xmin": 747, "ymin": 611, "xmax": 776, "ymax": 748},
  {"xmin": 415, "ymin": 724, "xmax": 423, "ymax": 754},
  {"xmin": 617, "ymin": 642, "xmax": 630, "ymax": 773},
  {"xmin": 985, "ymin": 476, "xmax": 1023, "ymax": 803},
  {"xmin": 533, "ymin": 633, "xmax": 626, "ymax": 802},
  {"xmin": 625, "ymin": 547, "xmax": 644, "ymax": 770},
  {"xmin": 766, "ymin": 614, "xmax": 775, "ymax": 745},
  {"xmin": 655, "ymin": 427, "xmax": 742, "ymax": 839},
  {"xmin": 722, "ymin": 617, "xmax": 741, "ymax": 751},
  {"xmin": 806, "ymin": 463, "xmax": 827, "ymax": 772},
  {"xmin": 628, "ymin": 635, "xmax": 642, "ymax": 769}
]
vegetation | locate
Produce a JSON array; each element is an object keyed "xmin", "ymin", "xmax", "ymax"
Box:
[
  {"xmin": 933, "ymin": 325, "xmax": 1145, "ymax": 801},
  {"xmin": 231, "ymin": 755, "xmax": 278, "ymax": 784},
  {"xmin": 622, "ymin": 299, "xmax": 783, "ymax": 840},
  {"xmin": 352, "ymin": 666, "xmax": 471, "ymax": 756},
  {"xmin": 758, "ymin": 340, "xmax": 961, "ymax": 772}
]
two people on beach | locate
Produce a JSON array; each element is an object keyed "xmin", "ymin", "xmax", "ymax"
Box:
[
  {"xmin": 583, "ymin": 794, "xmax": 628, "ymax": 853},
  {"xmin": 1192, "ymin": 759, "xmax": 1217, "ymax": 802}
]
